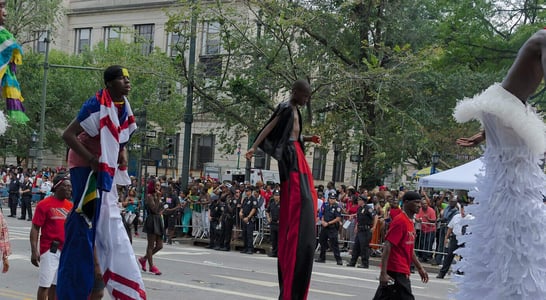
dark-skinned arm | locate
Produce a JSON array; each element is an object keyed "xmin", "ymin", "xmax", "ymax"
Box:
[{"xmin": 62, "ymin": 118, "xmax": 99, "ymax": 171}]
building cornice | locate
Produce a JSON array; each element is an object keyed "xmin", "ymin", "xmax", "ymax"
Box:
[{"xmin": 67, "ymin": 1, "xmax": 180, "ymax": 16}]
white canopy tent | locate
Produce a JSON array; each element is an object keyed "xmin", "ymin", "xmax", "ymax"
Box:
[{"xmin": 418, "ymin": 158, "xmax": 484, "ymax": 190}]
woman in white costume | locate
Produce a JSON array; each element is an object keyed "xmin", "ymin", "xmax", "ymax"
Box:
[{"xmin": 454, "ymin": 29, "xmax": 546, "ymax": 299}]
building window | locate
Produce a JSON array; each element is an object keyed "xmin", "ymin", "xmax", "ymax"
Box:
[
  {"xmin": 75, "ymin": 28, "xmax": 92, "ymax": 54},
  {"xmin": 202, "ymin": 21, "xmax": 221, "ymax": 55},
  {"xmin": 104, "ymin": 26, "xmax": 121, "ymax": 47},
  {"xmin": 191, "ymin": 134, "xmax": 215, "ymax": 170},
  {"xmin": 312, "ymin": 148, "xmax": 326, "ymax": 180},
  {"xmin": 167, "ymin": 23, "xmax": 188, "ymax": 58},
  {"xmin": 199, "ymin": 56, "xmax": 222, "ymax": 78},
  {"xmin": 333, "ymin": 151, "xmax": 346, "ymax": 183},
  {"xmin": 134, "ymin": 24, "xmax": 154, "ymax": 55},
  {"xmin": 33, "ymin": 31, "xmax": 47, "ymax": 53}
]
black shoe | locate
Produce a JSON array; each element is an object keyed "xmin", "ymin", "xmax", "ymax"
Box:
[
  {"xmin": 17, "ymin": 217, "xmax": 25, "ymax": 220},
  {"xmin": 357, "ymin": 264, "xmax": 369, "ymax": 269},
  {"xmin": 27, "ymin": 219, "xmax": 31, "ymax": 221},
  {"xmin": 268, "ymin": 253, "xmax": 277, "ymax": 257},
  {"xmin": 219, "ymin": 247, "xmax": 229, "ymax": 251},
  {"xmin": 455, "ymin": 270, "xmax": 465, "ymax": 276},
  {"xmin": 336, "ymin": 260, "xmax": 343, "ymax": 266},
  {"xmin": 346, "ymin": 263, "xmax": 356, "ymax": 267},
  {"xmin": 315, "ymin": 259, "xmax": 325, "ymax": 263},
  {"xmin": 245, "ymin": 250, "xmax": 253, "ymax": 254},
  {"xmin": 7, "ymin": 215, "xmax": 14, "ymax": 218},
  {"xmin": 436, "ymin": 274, "xmax": 445, "ymax": 279},
  {"xmin": 213, "ymin": 246, "xmax": 221, "ymax": 250}
]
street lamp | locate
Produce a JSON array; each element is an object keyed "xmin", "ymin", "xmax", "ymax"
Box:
[
  {"xmin": 430, "ymin": 152, "xmax": 440, "ymax": 175},
  {"xmin": 29, "ymin": 131, "xmax": 38, "ymax": 169},
  {"xmin": 236, "ymin": 143, "xmax": 241, "ymax": 169}
]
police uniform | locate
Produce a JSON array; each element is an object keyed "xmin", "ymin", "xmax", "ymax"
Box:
[
  {"xmin": 240, "ymin": 191, "xmax": 258, "ymax": 254},
  {"xmin": 266, "ymin": 192, "xmax": 280, "ymax": 257},
  {"xmin": 208, "ymin": 195, "xmax": 222, "ymax": 249},
  {"xmin": 347, "ymin": 199, "xmax": 375, "ymax": 268},
  {"xmin": 316, "ymin": 193, "xmax": 342, "ymax": 264},
  {"xmin": 7, "ymin": 175, "xmax": 21, "ymax": 217},
  {"xmin": 19, "ymin": 178, "xmax": 33, "ymax": 220},
  {"xmin": 219, "ymin": 192, "xmax": 236, "ymax": 251}
]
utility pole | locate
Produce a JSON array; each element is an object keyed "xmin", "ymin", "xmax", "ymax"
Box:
[
  {"xmin": 36, "ymin": 30, "xmax": 50, "ymax": 171},
  {"xmin": 180, "ymin": 0, "xmax": 197, "ymax": 192}
]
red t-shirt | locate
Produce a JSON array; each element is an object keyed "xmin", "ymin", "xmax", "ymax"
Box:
[
  {"xmin": 386, "ymin": 212, "xmax": 416, "ymax": 275},
  {"xmin": 261, "ymin": 189, "xmax": 272, "ymax": 207},
  {"xmin": 389, "ymin": 207, "xmax": 402, "ymax": 219},
  {"xmin": 416, "ymin": 206, "xmax": 436, "ymax": 233},
  {"xmin": 32, "ymin": 195, "xmax": 73, "ymax": 255}
]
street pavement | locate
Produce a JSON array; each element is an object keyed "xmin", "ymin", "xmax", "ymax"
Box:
[{"xmin": 1, "ymin": 216, "xmax": 458, "ymax": 299}]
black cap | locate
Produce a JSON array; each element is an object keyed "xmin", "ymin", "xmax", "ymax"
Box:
[
  {"xmin": 358, "ymin": 195, "xmax": 367, "ymax": 201},
  {"xmin": 244, "ymin": 186, "xmax": 253, "ymax": 192},
  {"xmin": 402, "ymin": 191, "xmax": 421, "ymax": 202},
  {"xmin": 328, "ymin": 192, "xmax": 337, "ymax": 199},
  {"xmin": 104, "ymin": 65, "xmax": 129, "ymax": 84},
  {"xmin": 273, "ymin": 190, "xmax": 280, "ymax": 196}
]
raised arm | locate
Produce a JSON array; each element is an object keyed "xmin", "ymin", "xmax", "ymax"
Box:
[
  {"xmin": 62, "ymin": 118, "xmax": 99, "ymax": 171},
  {"xmin": 245, "ymin": 116, "xmax": 280, "ymax": 160},
  {"xmin": 456, "ymin": 130, "xmax": 485, "ymax": 147}
]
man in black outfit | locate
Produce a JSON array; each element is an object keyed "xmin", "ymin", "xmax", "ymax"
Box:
[
  {"xmin": 7, "ymin": 171, "xmax": 21, "ymax": 217},
  {"xmin": 239, "ymin": 187, "xmax": 257, "ymax": 254},
  {"xmin": 19, "ymin": 174, "xmax": 33, "ymax": 220},
  {"xmin": 347, "ymin": 195, "xmax": 377, "ymax": 268},
  {"xmin": 266, "ymin": 190, "xmax": 280, "ymax": 257}
]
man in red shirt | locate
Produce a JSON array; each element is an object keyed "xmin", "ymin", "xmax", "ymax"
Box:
[
  {"xmin": 30, "ymin": 172, "xmax": 73, "ymax": 300},
  {"xmin": 375, "ymin": 191, "xmax": 428, "ymax": 300},
  {"xmin": 415, "ymin": 198, "xmax": 436, "ymax": 262}
]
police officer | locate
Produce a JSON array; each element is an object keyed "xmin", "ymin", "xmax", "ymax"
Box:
[
  {"xmin": 19, "ymin": 174, "xmax": 33, "ymax": 221},
  {"xmin": 7, "ymin": 171, "xmax": 21, "ymax": 218},
  {"xmin": 347, "ymin": 195, "xmax": 377, "ymax": 268},
  {"xmin": 266, "ymin": 190, "xmax": 280, "ymax": 257},
  {"xmin": 219, "ymin": 184, "xmax": 235, "ymax": 251},
  {"xmin": 315, "ymin": 191, "xmax": 343, "ymax": 265},
  {"xmin": 239, "ymin": 187, "xmax": 257, "ymax": 254},
  {"xmin": 207, "ymin": 190, "xmax": 222, "ymax": 250}
]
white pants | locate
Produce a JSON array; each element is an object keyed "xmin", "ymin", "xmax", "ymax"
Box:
[{"xmin": 38, "ymin": 250, "xmax": 60, "ymax": 288}]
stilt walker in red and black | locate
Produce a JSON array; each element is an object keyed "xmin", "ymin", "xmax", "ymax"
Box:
[{"xmin": 246, "ymin": 80, "xmax": 320, "ymax": 300}]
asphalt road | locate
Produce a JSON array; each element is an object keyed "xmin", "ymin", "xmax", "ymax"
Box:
[{"xmin": 1, "ymin": 216, "xmax": 457, "ymax": 299}]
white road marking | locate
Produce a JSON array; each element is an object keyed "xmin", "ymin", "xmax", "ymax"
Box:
[{"xmin": 143, "ymin": 277, "xmax": 277, "ymax": 300}]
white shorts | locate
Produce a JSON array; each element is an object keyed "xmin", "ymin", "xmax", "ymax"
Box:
[{"xmin": 38, "ymin": 250, "xmax": 60, "ymax": 288}]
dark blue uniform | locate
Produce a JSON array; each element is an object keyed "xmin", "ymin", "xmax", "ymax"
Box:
[
  {"xmin": 7, "ymin": 176, "xmax": 21, "ymax": 217},
  {"xmin": 240, "ymin": 194, "xmax": 257, "ymax": 254},
  {"xmin": 219, "ymin": 193, "xmax": 235, "ymax": 251},
  {"xmin": 266, "ymin": 198, "xmax": 280, "ymax": 257},
  {"xmin": 348, "ymin": 203, "xmax": 375, "ymax": 268},
  {"xmin": 208, "ymin": 195, "xmax": 223, "ymax": 249},
  {"xmin": 317, "ymin": 199, "xmax": 342, "ymax": 264}
]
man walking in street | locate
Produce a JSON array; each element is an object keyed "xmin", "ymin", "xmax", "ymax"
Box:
[
  {"xmin": 30, "ymin": 172, "xmax": 73, "ymax": 300},
  {"xmin": 374, "ymin": 191, "xmax": 428, "ymax": 300}
]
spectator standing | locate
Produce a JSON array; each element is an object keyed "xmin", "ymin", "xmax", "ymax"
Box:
[
  {"xmin": 415, "ymin": 199, "xmax": 436, "ymax": 262},
  {"xmin": 179, "ymin": 190, "xmax": 192, "ymax": 238},
  {"xmin": 347, "ymin": 195, "xmax": 377, "ymax": 268},
  {"xmin": 266, "ymin": 190, "xmax": 280, "ymax": 257},
  {"xmin": 19, "ymin": 174, "xmax": 33, "ymax": 221},
  {"xmin": 433, "ymin": 195, "xmax": 458, "ymax": 266},
  {"xmin": 373, "ymin": 191, "xmax": 428, "ymax": 299},
  {"xmin": 315, "ymin": 191, "xmax": 343, "ymax": 265},
  {"xmin": 30, "ymin": 173, "xmax": 73, "ymax": 300},
  {"xmin": 39, "ymin": 174, "xmax": 52, "ymax": 201}
]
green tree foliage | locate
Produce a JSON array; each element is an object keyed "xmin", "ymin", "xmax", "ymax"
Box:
[{"xmin": 5, "ymin": 0, "xmax": 63, "ymax": 44}]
